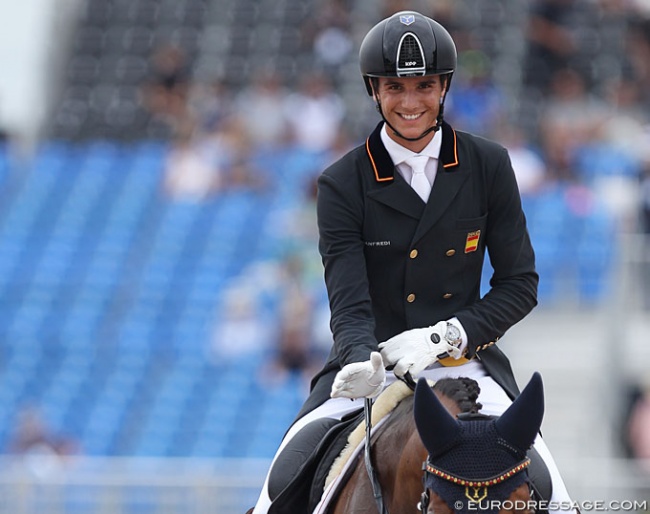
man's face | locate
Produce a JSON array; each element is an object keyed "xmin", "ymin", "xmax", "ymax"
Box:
[{"xmin": 373, "ymin": 75, "xmax": 446, "ymax": 151}]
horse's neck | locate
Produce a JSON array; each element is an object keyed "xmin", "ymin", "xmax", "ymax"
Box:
[
  {"xmin": 370, "ymin": 390, "xmax": 467, "ymax": 513},
  {"xmin": 373, "ymin": 398, "xmax": 429, "ymax": 512}
]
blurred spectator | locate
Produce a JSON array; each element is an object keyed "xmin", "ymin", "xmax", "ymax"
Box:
[
  {"xmin": 602, "ymin": 76, "xmax": 649, "ymax": 161},
  {"xmin": 0, "ymin": 97, "xmax": 13, "ymax": 144},
  {"xmin": 7, "ymin": 406, "xmax": 79, "ymax": 458},
  {"xmin": 283, "ymin": 71, "xmax": 346, "ymax": 154},
  {"xmin": 308, "ymin": 0, "xmax": 353, "ymax": 78},
  {"xmin": 257, "ymin": 171, "xmax": 331, "ymax": 386},
  {"xmin": 622, "ymin": 380, "xmax": 650, "ymax": 470},
  {"xmin": 259, "ymin": 254, "xmax": 320, "ymax": 388},
  {"xmin": 565, "ymin": 75, "xmax": 646, "ymax": 228},
  {"xmin": 235, "ymin": 69, "xmax": 291, "ymax": 150},
  {"xmin": 313, "ymin": 26, "xmax": 353, "ymax": 77},
  {"xmin": 163, "ymin": 113, "xmax": 266, "ymax": 201},
  {"xmin": 499, "ymin": 127, "xmax": 548, "ymax": 198},
  {"xmin": 625, "ymin": 18, "xmax": 650, "ymax": 110},
  {"xmin": 210, "ymin": 285, "xmax": 273, "ymax": 363},
  {"xmin": 641, "ymin": 164, "xmax": 650, "ymax": 310},
  {"xmin": 423, "ymin": 0, "xmax": 478, "ymax": 60},
  {"xmin": 141, "ymin": 44, "xmax": 192, "ymax": 132},
  {"xmin": 539, "ymin": 67, "xmax": 608, "ymax": 182},
  {"xmin": 215, "ymin": 116, "xmax": 269, "ymax": 191},
  {"xmin": 642, "ymin": 166, "xmax": 650, "ymax": 236},
  {"xmin": 446, "ymin": 50, "xmax": 506, "ymax": 138},
  {"xmin": 268, "ymin": 173, "xmax": 323, "ymax": 290},
  {"xmin": 187, "ymin": 79, "xmax": 233, "ymax": 135},
  {"xmin": 382, "ymin": 0, "xmax": 427, "ymax": 18},
  {"xmin": 163, "ymin": 120, "xmax": 223, "ymax": 201},
  {"xmin": 523, "ymin": 0, "xmax": 587, "ymax": 96}
]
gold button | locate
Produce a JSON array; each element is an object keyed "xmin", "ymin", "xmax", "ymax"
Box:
[
  {"xmin": 407, "ymin": 293, "xmax": 416, "ymax": 303},
  {"xmin": 409, "ymin": 249, "xmax": 418, "ymax": 259},
  {"xmin": 442, "ymin": 293, "xmax": 453, "ymax": 299},
  {"xmin": 445, "ymin": 249, "xmax": 456, "ymax": 257}
]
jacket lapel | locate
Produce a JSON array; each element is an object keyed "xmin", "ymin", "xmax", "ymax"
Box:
[
  {"xmin": 364, "ymin": 123, "xmax": 424, "ymax": 219},
  {"xmin": 367, "ymin": 172, "xmax": 425, "ymax": 219},
  {"xmin": 364, "ymin": 122, "xmax": 467, "ymax": 228}
]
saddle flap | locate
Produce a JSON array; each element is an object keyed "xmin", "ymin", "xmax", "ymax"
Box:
[{"xmin": 268, "ymin": 410, "xmax": 363, "ymax": 514}]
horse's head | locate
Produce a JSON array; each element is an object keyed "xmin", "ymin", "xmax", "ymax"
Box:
[{"xmin": 414, "ymin": 373, "xmax": 544, "ymax": 514}]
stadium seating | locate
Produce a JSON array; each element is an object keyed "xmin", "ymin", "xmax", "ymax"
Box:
[{"xmin": 0, "ymin": 0, "xmax": 621, "ymax": 461}]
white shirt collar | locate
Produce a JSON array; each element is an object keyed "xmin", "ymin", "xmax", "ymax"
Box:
[{"xmin": 380, "ymin": 123, "xmax": 443, "ymax": 165}]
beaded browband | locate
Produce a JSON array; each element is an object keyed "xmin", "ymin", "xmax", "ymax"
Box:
[{"xmin": 425, "ymin": 457, "xmax": 531, "ymax": 488}]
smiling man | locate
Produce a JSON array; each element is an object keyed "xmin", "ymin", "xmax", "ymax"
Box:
[
  {"xmin": 249, "ymin": 10, "xmax": 577, "ymax": 514},
  {"xmin": 375, "ymin": 74, "xmax": 446, "ymax": 150}
]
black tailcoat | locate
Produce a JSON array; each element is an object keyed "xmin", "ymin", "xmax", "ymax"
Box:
[{"xmin": 296, "ymin": 121, "xmax": 538, "ymax": 418}]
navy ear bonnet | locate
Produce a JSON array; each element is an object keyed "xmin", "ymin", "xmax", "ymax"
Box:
[{"xmin": 414, "ymin": 373, "xmax": 545, "ymax": 514}]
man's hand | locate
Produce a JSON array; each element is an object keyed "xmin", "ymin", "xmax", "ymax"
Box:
[
  {"xmin": 331, "ymin": 352, "xmax": 386, "ymax": 399},
  {"xmin": 379, "ymin": 321, "xmax": 462, "ymax": 378}
]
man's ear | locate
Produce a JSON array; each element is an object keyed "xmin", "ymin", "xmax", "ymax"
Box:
[
  {"xmin": 371, "ymin": 80, "xmax": 382, "ymax": 109},
  {"xmin": 441, "ymin": 77, "xmax": 450, "ymax": 98}
]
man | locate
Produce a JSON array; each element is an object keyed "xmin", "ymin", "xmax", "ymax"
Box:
[{"xmin": 251, "ymin": 11, "xmax": 576, "ymax": 514}]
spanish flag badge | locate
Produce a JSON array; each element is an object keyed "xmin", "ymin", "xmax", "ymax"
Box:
[{"xmin": 464, "ymin": 230, "xmax": 480, "ymax": 253}]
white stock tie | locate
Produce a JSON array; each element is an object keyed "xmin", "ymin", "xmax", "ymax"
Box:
[{"xmin": 406, "ymin": 155, "xmax": 431, "ymax": 202}]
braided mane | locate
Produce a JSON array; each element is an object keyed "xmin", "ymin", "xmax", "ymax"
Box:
[{"xmin": 433, "ymin": 377, "xmax": 483, "ymax": 415}]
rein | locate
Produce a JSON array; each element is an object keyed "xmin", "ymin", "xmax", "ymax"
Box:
[
  {"xmin": 363, "ymin": 373, "xmax": 418, "ymax": 514},
  {"xmin": 363, "ymin": 398, "xmax": 389, "ymax": 514}
]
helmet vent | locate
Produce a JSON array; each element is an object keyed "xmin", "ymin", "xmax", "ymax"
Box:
[{"xmin": 396, "ymin": 33, "xmax": 426, "ymax": 76}]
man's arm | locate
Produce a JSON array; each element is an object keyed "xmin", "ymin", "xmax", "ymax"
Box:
[{"xmin": 317, "ymin": 170, "xmax": 378, "ymax": 366}]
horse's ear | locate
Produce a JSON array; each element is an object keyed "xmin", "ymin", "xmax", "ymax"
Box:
[
  {"xmin": 495, "ymin": 372, "xmax": 544, "ymax": 452},
  {"xmin": 414, "ymin": 377, "xmax": 460, "ymax": 456}
]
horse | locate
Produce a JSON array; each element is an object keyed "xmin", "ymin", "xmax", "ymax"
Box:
[{"xmin": 329, "ymin": 373, "xmax": 546, "ymax": 514}]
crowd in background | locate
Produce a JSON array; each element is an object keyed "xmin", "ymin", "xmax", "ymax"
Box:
[
  {"xmin": 0, "ymin": 0, "xmax": 648, "ymax": 476},
  {"xmin": 143, "ymin": 0, "xmax": 650, "ymax": 227}
]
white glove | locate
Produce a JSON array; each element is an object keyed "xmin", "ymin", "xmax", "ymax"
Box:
[
  {"xmin": 331, "ymin": 352, "xmax": 386, "ymax": 399},
  {"xmin": 379, "ymin": 321, "xmax": 462, "ymax": 378}
]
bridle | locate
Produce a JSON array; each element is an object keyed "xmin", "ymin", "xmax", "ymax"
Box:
[
  {"xmin": 362, "ymin": 373, "xmax": 537, "ymax": 514},
  {"xmin": 419, "ymin": 457, "xmax": 534, "ymax": 514}
]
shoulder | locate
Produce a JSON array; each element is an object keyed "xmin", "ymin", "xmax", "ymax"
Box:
[
  {"xmin": 455, "ymin": 129, "xmax": 508, "ymax": 159},
  {"xmin": 318, "ymin": 143, "xmax": 377, "ymax": 198},
  {"xmin": 316, "ymin": 143, "xmax": 374, "ymax": 216},
  {"xmin": 321, "ymin": 143, "xmax": 368, "ymax": 181}
]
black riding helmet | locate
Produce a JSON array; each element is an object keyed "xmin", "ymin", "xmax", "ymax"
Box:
[{"xmin": 359, "ymin": 11, "xmax": 457, "ymax": 141}]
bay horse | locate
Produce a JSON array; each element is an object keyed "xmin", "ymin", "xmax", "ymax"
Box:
[{"xmin": 329, "ymin": 373, "xmax": 545, "ymax": 514}]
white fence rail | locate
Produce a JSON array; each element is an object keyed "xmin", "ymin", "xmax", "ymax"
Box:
[{"xmin": 0, "ymin": 456, "xmax": 270, "ymax": 514}]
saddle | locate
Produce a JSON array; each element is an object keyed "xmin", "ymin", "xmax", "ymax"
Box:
[
  {"xmin": 267, "ymin": 408, "xmax": 364, "ymax": 514},
  {"xmin": 267, "ymin": 380, "xmax": 417, "ymax": 514}
]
